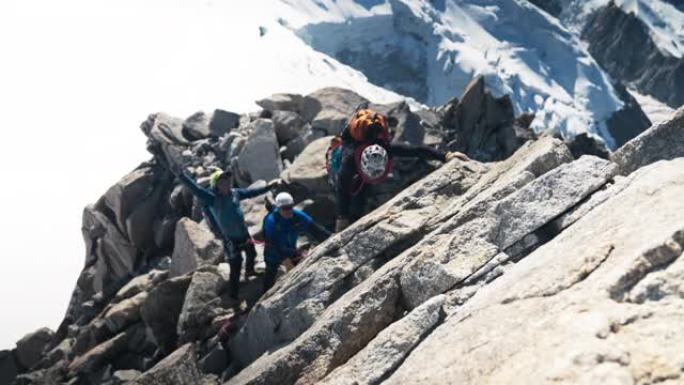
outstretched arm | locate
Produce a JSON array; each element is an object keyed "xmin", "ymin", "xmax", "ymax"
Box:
[
  {"xmin": 307, "ymin": 221, "xmax": 332, "ymax": 243},
  {"xmin": 236, "ymin": 179, "xmax": 282, "ymax": 201},
  {"xmin": 235, "ymin": 185, "xmax": 271, "ymax": 201},
  {"xmin": 387, "ymin": 143, "xmax": 447, "ymax": 162},
  {"xmin": 295, "ymin": 210, "xmax": 331, "ymax": 243},
  {"xmin": 177, "ymin": 172, "xmax": 215, "ymax": 204}
]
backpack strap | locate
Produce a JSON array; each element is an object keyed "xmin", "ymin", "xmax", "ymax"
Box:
[{"xmin": 325, "ymin": 136, "xmax": 343, "ymax": 172}]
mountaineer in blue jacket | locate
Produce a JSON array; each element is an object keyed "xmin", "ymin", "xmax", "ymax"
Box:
[
  {"xmin": 171, "ymin": 165, "xmax": 279, "ymax": 299},
  {"xmin": 262, "ymin": 192, "xmax": 331, "ymax": 293}
]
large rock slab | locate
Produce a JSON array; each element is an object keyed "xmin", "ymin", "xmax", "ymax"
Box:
[
  {"xmin": 318, "ymin": 295, "xmax": 446, "ymax": 385},
  {"xmin": 177, "ymin": 267, "xmax": 226, "ymax": 344},
  {"xmin": 280, "ymin": 136, "xmax": 333, "ymax": 198},
  {"xmin": 133, "ymin": 343, "xmax": 201, "ymax": 385},
  {"xmin": 103, "ymin": 167, "xmax": 156, "ymax": 239},
  {"xmin": 256, "ymin": 93, "xmax": 319, "ymax": 121},
  {"xmin": 401, "ymin": 155, "xmax": 618, "ymax": 308},
  {"xmin": 140, "ymin": 275, "xmax": 191, "ymax": 354},
  {"xmin": 68, "ymin": 331, "xmax": 128, "ymax": 376},
  {"xmin": 169, "ymin": 218, "xmax": 223, "ymax": 277},
  {"xmin": 140, "ymin": 112, "xmax": 189, "ymax": 147},
  {"xmin": 384, "ymin": 158, "xmax": 684, "ymax": 385},
  {"xmin": 227, "ymin": 274, "xmax": 401, "ymax": 385},
  {"xmin": 114, "ymin": 270, "xmax": 167, "ymax": 302},
  {"xmin": 307, "ymin": 88, "xmax": 368, "ymax": 136},
  {"xmin": 81, "ymin": 205, "xmax": 137, "ymax": 295},
  {"xmin": 384, "ymin": 101, "xmax": 425, "ymax": 145},
  {"xmin": 440, "ymin": 75, "xmax": 533, "ymax": 161},
  {"xmin": 183, "ymin": 109, "xmax": 240, "ymax": 140},
  {"xmin": 100, "ymin": 164, "xmax": 171, "ymax": 256},
  {"xmin": 612, "ymin": 106, "xmax": 684, "ymax": 175},
  {"xmin": 15, "ymin": 327, "xmax": 54, "ymax": 370},
  {"xmin": 231, "ymin": 137, "xmax": 569, "ymax": 368},
  {"xmin": 0, "ymin": 350, "xmax": 18, "ymax": 385},
  {"xmin": 102, "ymin": 291, "xmax": 148, "ymax": 334},
  {"xmin": 271, "ymin": 110, "xmax": 307, "ymax": 144},
  {"xmin": 209, "ymin": 109, "xmax": 241, "ymax": 137},
  {"xmin": 233, "ymin": 154, "xmax": 489, "ymax": 366},
  {"xmin": 236, "ymin": 119, "xmax": 282, "ymax": 183},
  {"xmin": 37, "ymin": 337, "xmax": 74, "ymax": 371}
]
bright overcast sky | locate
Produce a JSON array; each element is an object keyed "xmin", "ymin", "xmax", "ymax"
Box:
[
  {"xmin": 0, "ymin": 0, "xmax": 285, "ymax": 349},
  {"xmin": 0, "ymin": 0, "xmax": 403, "ymax": 349}
]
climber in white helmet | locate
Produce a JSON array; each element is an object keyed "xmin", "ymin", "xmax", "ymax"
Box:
[
  {"xmin": 326, "ymin": 108, "xmax": 469, "ymax": 232},
  {"xmin": 262, "ymin": 192, "xmax": 331, "ymax": 293},
  {"xmin": 165, "ymin": 161, "xmax": 282, "ymax": 300}
]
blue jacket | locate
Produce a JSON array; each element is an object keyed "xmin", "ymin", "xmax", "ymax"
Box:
[
  {"xmin": 263, "ymin": 208, "xmax": 315, "ymax": 264},
  {"xmin": 178, "ymin": 172, "xmax": 269, "ymax": 240}
]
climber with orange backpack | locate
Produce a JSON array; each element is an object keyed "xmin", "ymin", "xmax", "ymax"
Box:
[{"xmin": 327, "ymin": 108, "xmax": 468, "ymax": 232}]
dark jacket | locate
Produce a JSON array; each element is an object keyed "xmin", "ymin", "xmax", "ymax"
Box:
[
  {"xmin": 178, "ymin": 172, "xmax": 269, "ymax": 240},
  {"xmin": 263, "ymin": 208, "xmax": 330, "ymax": 264},
  {"xmin": 335, "ymin": 134, "xmax": 447, "ymax": 219}
]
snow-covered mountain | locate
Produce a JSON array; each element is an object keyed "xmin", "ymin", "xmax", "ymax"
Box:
[
  {"xmin": 531, "ymin": 0, "xmax": 684, "ymax": 58},
  {"xmin": 275, "ymin": 0, "xmax": 657, "ymax": 149},
  {"xmin": 529, "ymin": 0, "xmax": 684, "ymax": 109},
  {"xmin": 166, "ymin": 0, "xmax": 681, "ymax": 149}
]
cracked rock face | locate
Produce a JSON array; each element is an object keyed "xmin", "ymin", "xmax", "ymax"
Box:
[
  {"xmin": 612, "ymin": 106, "xmax": 684, "ymax": 176},
  {"xmin": 227, "ymin": 112, "xmax": 684, "ymax": 385},
  {"xmin": 231, "ymin": 151, "xmax": 491, "ymax": 366},
  {"xmin": 13, "ymin": 91, "xmax": 684, "ymax": 385},
  {"xmin": 384, "ymin": 158, "xmax": 684, "ymax": 385},
  {"xmin": 229, "ymin": 137, "xmax": 611, "ymax": 383},
  {"xmin": 317, "ymin": 294, "xmax": 446, "ymax": 385}
]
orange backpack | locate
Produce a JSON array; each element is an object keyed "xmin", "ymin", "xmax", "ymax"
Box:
[
  {"xmin": 325, "ymin": 109, "xmax": 393, "ymax": 192},
  {"xmin": 347, "ymin": 109, "xmax": 391, "ymax": 143}
]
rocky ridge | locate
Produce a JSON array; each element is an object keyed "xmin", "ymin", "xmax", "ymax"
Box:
[
  {"xmin": 582, "ymin": 2, "xmax": 684, "ymax": 109},
  {"xmin": 2, "ymin": 86, "xmax": 683, "ymax": 385},
  {"xmin": 529, "ymin": 0, "xmax": 684, "ymax": 111}
]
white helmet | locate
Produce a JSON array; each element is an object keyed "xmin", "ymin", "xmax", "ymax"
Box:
[
  {"xmin": 275, "ymin": 192, "xmax": 295, "ymax": 208},
  {"xmin": 360, "ymin": 144, "xmax": 389, "ymax": 180}
]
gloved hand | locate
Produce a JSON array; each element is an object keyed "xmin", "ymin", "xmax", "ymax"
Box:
[
  {"xmin": 335, "ymin": 217, "xmax": 350, "ymax": 233},
  {"xmin": 445, "ymin": 151, "xmax": 470, "ymax": 162}
]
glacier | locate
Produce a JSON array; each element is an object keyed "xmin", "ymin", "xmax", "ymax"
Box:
[{"xmin": 285, "ymin": 0, "xmax": 640, "ymax": 149}]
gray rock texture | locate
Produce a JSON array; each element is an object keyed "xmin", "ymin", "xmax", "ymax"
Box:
[
  {"xmin": 22, "ymin": 89, "xmax": 684, "ymax": 385},
  {"xmin": 612, "ymin": 106, "xmax": 684, "ymax": 175},
  {"xmin": 170, "ymin": 218, "xmax": 223, "ymax": 277}
]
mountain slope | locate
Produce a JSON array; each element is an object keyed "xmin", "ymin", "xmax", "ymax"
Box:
[
  {"xmin": 530, "ymin": 0, "xmax": 684, "ymax": 108},
  {"xmin": 284, "ymin": 0, "xmax": 650, "ymax": 149},
  {"xmin": 3, "ymin": 86, "xmax": 683, "ymax": 384},
  {"xmin": 582, "ymin": 2, "xmax": 684, "ymax": 109}
]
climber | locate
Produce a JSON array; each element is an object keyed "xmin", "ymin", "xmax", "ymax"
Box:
[
  {"xmin": 327, "ymin": 108, "xmax": 469, "ymax": 232},
  {"xmin": 169, "ymin": 164, "xmax": 280, "ymax": 299},
  {"xmin": 262, "ymin": 192, "xmax": 331, "ymax": 293}
]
